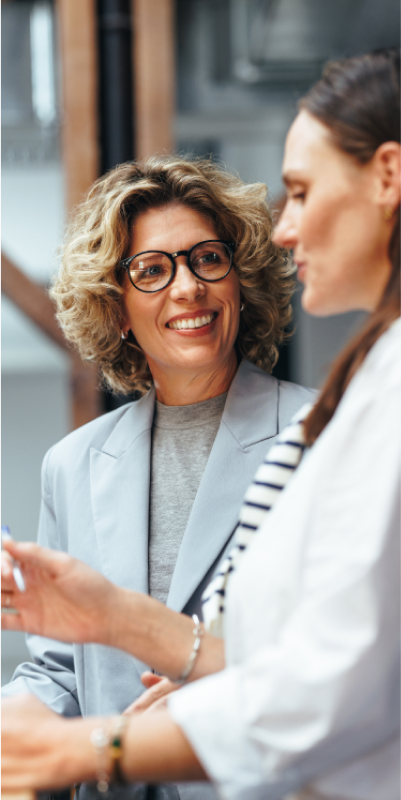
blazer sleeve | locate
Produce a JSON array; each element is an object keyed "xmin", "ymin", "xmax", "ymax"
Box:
[{"xmin": 1, "ymin": 448, "xmax": 80, "ymax": 718}]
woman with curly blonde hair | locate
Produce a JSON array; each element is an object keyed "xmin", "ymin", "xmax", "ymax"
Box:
[
  {"xmin": 2, "ymin": 155, "xmax": 312, "ymax": 800},
  {"xmin": 53, "ymin": 156, "xmax": 295, "ymax": 394}
]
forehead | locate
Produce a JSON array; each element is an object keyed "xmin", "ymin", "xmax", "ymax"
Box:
[
  {"xmin": 130, "ymin": 203, "xmax": 219, "ymax": 254},
  {"xmin": 282, "ymin": 110, "xmax": 338, "ymax": 182}
]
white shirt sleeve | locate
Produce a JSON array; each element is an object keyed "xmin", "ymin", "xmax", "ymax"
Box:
[{"xmin": 169, "ymin": 354, "xmax": 401, "ymax": 800}]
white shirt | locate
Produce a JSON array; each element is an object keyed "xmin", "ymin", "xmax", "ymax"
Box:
[{"xmin": 169, "ymin": 319, "xmax": 401, "ymax": 800}]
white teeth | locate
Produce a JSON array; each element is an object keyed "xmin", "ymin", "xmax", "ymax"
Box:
[{"xmin": 168, "ymin": 313, "xmax": 215, "ymax": 330}]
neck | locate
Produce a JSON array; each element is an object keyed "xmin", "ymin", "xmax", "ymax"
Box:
[{"xmin": 150, "ymin": 353, "xmax": 238, "ymax": 406}]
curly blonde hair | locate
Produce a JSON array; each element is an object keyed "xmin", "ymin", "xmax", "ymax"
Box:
[{"xmin": 52, "ymin": 155, "xmax": 294, "ymax": 394}]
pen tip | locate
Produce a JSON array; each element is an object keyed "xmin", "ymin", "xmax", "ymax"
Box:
[{"xmin": 1, "ymin": 527, "xmax": 12, "ymax": 544}]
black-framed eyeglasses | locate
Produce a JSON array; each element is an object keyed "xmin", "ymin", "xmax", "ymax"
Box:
[{"xmin": 120, "ymin": 240, "xmax": 236, "ymax": 293}]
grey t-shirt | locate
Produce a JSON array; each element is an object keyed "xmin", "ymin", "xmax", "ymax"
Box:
[{"xmin": 149, "ymin": 392, "xmax": 227, "ymax": 604}]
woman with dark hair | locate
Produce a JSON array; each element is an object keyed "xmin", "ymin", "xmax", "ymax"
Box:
[{"xmin": 2, "ymin": 48, "xmax": 400, "ymax": 800}]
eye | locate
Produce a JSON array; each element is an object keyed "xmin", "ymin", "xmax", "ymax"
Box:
[
  {"xmin": 129, "ymin": 254, "xmax": 172, "ymax": 287},
  {"xmin": 146, "ymin": 264, "xmax": 164, "ymax": 276},
  {"xmin": 135, "ymin": 263, "xmax": 169, "ymax": 283},
  {"xmin": 198, "ymin": 251, "xmax": 220, "ymax": 265},
  {"xmin": 287, "ymin": 187, "xmax": 306, "ymax": 203}
]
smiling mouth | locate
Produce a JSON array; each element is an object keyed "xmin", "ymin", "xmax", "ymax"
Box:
[{"xmin": 167, "ymin": 313, "xmax": 217, "ymax": 331}]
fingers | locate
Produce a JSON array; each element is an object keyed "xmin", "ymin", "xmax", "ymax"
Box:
[
  {"xmin": 0, "ymin": 552, "xmax": 13, "ymax": 580},
  {"xmin": 141, "ymin": 671, "xmax": 164, "ymax": 689},
  {"xmin": 1, "ymin": 540, "xmax": 66, "ymax": 574},
  {"xmin": 2, "ymin": 543, "xmax": 27, "ymax": 600},
  {"xmin": 1, "ymin": 610, "xmax": 23, "ymax": 630},
  {"xmin": 124, "ymin": 676, "xmax": 178, "ymax": 716}
]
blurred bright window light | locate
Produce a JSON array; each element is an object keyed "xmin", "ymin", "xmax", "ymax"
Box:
[{"xmin": 30, "ymin": 2, "xmax": 56, "ymax": 126}]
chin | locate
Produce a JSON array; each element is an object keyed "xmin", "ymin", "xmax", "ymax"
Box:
[
  {"xmin": 301, "ymin": 287, "xmax": 344, "ymax": 317},
  {"xmin": 174, "ymin": 348, "xmax": 222, "ymax": 369}
]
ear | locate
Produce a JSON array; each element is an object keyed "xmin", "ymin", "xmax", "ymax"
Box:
[{"xmin": 372, "ymin": 141, "xmax": 401, "ymax": 211}]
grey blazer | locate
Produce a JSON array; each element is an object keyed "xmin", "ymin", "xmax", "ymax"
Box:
[{"xmin": 3, "ymin": 361, "xmax": 313, "ymax": 794}]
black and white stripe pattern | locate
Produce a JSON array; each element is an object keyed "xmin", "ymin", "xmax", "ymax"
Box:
[{"xmin": 202, "ymin": 403, "xmax": 312, "ymax": 637}]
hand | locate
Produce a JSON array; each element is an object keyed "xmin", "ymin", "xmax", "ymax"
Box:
[
  {"xmin": 1, "ymin": 540, "xmax": 117, "ymax": 644},
  {"xmin": 2, "ymin": 694, "xmax": 77, "ymax": 791},
  {"xmin": 123, "ymin": 671, "xmax": 179, "ymax": 716},
  {"xmin": 2, "ymin": 695, "xmax": 204, "ymax": 790}
]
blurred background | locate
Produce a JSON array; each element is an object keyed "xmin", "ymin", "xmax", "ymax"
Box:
[{"xmin": 2, "ymin": 0, "xmax": 400, "ymax": 683}]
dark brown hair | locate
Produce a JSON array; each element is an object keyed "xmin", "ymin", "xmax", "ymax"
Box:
[{"xmin": 299, "ymin": 48, "xmax": 400, "ymax": 444}]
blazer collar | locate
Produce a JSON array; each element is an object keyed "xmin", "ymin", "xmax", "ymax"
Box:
[
  {"xmin": 89, "ymin": 387, "xmax": 155, "ymax": 595},
  {"xmin": 91, "ymin": 361, "xmax": 279, "ymax": 612},
  {"xmin": 220, "ymin": 359, "xmax": 278, "ymax": 447},
  {"xmin": 100, "ymin": 386, "xmax": 155, "ymax": 458},
  {"xmin": 167, "ymin": 360, "xmax": 279, "ymax": 611},
  {"xmin": 99, "ymin": 359, "xmax": 278, "ymax": 457}
]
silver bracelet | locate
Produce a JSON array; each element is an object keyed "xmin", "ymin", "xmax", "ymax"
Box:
[{"xmin": 177, "ymin": 614, "xmax": 204, "ymax": 685}]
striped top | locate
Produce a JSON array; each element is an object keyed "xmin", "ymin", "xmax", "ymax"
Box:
[{"xmin": 202, "ymin": 402, "xmax": 312, "ymax": 637}]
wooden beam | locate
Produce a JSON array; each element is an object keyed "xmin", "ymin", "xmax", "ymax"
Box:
[
  {"xmin": 55, "ymin": 0, "xmax": 103, "ymax": 428},
  {"xmin": 2, "ymin": 252, "xmax": 101, "ymax": 430},
  {"xmin": 57, "ymin": 0, "xmax": 99, "ymax": 211},
  {"xmin": 133, "ymin": 0, "xmax": 176, "ymax": 159},
  {"xmin": 70, "ymin": 358, "xmax": 102, "ymax": 430},
  {"xmin": 1, "ymin": 252, "xmax": 68, "ymax": 352}
]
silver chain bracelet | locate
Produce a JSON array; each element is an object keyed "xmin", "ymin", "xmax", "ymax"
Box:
[{"xmin": 176, "ymin": 614, "xmax": 204, "ymax": 685}]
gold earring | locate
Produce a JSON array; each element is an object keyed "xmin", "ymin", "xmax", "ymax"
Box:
[{"xmin": 383, "ymin": 207, "xmax": 394, "ymax": 221}]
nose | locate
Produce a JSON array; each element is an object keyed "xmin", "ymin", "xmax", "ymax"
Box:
[
  {"xmin": 169, "ymin": 259, "xmax": 206, "ymax": 302},
  {"xmin": 272, "ymin": 203, "xmax": 298, "ymax": 250}
]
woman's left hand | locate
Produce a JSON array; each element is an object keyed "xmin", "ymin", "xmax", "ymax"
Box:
[{"xmin": 123, "ymin": 671, "xmax": 179, "ymax": 715}]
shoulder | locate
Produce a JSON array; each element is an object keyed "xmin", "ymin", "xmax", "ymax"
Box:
[
  {"xmin": 276, "ymin": 378, "xmax": 316, "ymax": 431},
  {"xmin": 43, "ymin": 390, "xmax": 154, "ymax": 479},
  {"xmin": 226, "ymin": 360, "xmax": 316, "ymax": 441},
  {"xmin": 359, "ymin": 317, "xmax": 401, "ymax": 391},
  {"xmin": 52, "ymin": 403, "xmax": 134, "ymax": 453},
  {"xmin": 237, "ymin": 359, "xmax": 316, "ymax": 419}
]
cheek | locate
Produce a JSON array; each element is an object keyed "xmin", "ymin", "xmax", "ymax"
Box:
[
  {"xmin": 225, "ymin": 273, "xmax": 241, "ymax": 311},
  {"xmin": 225, "ymin": 282, "xmax": 241, "ymax": 342},
  {"xmin": 124, "ymin": 296, "xmax": 158, "ymax": 347},
  {"xmin": 301, "ymin": 201, "xmax": 337, "ymax": 251}
]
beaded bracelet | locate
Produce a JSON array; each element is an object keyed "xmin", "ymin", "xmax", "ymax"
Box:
[
  {"xmin": 176, "ymin": 614, "xmax": 204, "ymax": 685},
  {"xmin": 110, "ymin": 715, "xmax": 128, "ymax": 784},
  {"xmin": 90, "ymin": 715, "xmax": 128, "ymax": 792}
]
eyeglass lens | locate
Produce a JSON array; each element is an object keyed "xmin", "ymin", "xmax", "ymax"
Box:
[{"xmin": 127, "ymin": 242, "xmax": 231, "ymax": 292}]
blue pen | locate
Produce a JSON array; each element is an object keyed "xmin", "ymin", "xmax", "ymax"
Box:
[{"xmin": 1, "ymin": 526, "xmax": 26, "ymax": 592}]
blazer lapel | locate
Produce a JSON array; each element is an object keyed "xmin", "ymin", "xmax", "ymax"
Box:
[
  {"xmin": 167, "ymin": 361, "xmax": 279, "ymax": 612},
  {"xmin": 90, "ymin": 388, "xmax": 155, "ymax": 593}
]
